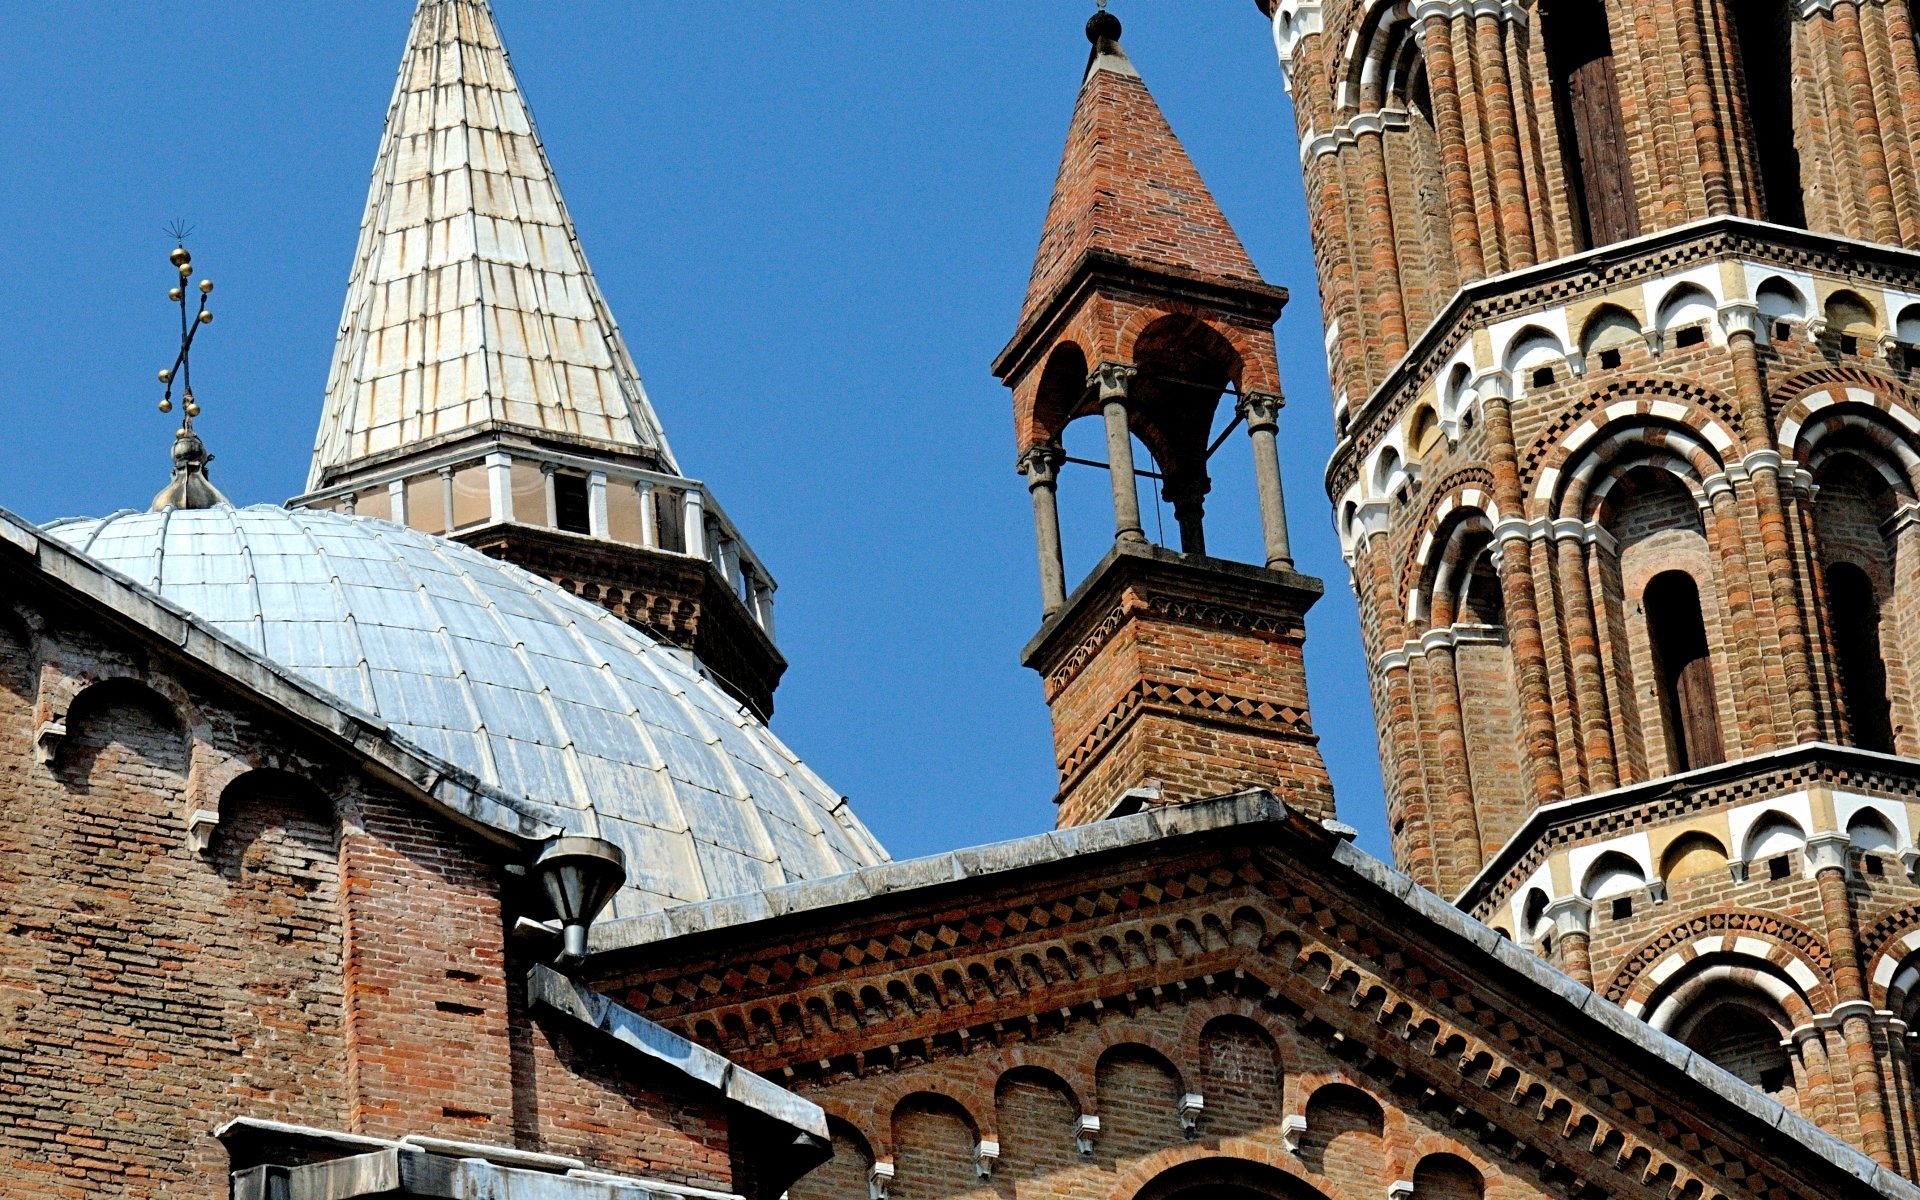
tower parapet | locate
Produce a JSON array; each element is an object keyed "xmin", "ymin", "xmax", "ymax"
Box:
[{"xmin": 998, "ymin": 13, "xmax": 1333, "ymax": 826}]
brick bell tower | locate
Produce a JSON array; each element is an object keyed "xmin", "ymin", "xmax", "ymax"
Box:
[
  {"xmin": 994, "ymin": 11, "xmax": 1333, "ymax": 829},
  {"xmin": 1262, "ymin": 0, "xmax": 1920, "ymax": 1169}
]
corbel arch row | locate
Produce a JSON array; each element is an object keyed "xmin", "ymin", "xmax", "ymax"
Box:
[
  {"xmin": 1523, "ymin": 380, "xmax": 1742, "ymax": 486},
  {"xmin": 38, "ymin": 662, "xmax": 346, "ymax": 856},
  {"xmin": 1605, "ymin": 915, "xmax": 1837, "ymax": 1018},
  {"xmin": 1548, "ymin": 420, "xmax": 1729, "ymax": 520}
]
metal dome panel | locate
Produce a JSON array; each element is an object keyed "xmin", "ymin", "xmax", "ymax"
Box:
[{"xmin": 43, "ymin": 505, "xmax": 888, "ymax": 917}]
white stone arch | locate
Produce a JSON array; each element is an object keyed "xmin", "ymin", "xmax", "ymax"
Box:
[
  {"xmin": 1835, "ymin": 793, "xmax": 1910, "ymax": 849},
  {"xmin": 1652, "ymin": 283, "xmax": 1722, "ymax": 348}
]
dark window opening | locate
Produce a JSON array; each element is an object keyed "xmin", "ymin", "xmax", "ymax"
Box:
[
  {"xmin": 1729, "ymin": 0, "xmax": 1806, "ymax": 226},
  {"xmin": 1682, "ymin": 1002, "xmax": 1794, "ymax": 1094},
  {"xmin": 1827, "ymin": 562, "xmax": 1895, "ymax": 752},
  {"xmin": 1905, "ymin": 345, "xmax": 1920, "ymax": 371},
  {"xmin": 553, "ymin": 473, "xmax": 591, "ymax": 535},
  {"xmin": 1840, "ymin": 333, "xmax": 1859, "ymax": 356},
  {"xmin": 1674, "ymin": 324, "xmax": 1707, "ymax": 349},
  {"xmin": 1776, "ymin": 321, "xmax": 1795, "ymax": 342},
  {"xmin": 1532, "ymin": 365, "xmax": 1557, "ymax": 388},
  {"xmin": 1598, "ymin": 347, "xmax": 1623, "ymax": 370},
  {"xmin": 1768, "ymin": 855, "xmax": 1792, "ymax": 881},
  {"xmin": 1542, "ymin": 0, "xmax": 1639, "ymax": 247},
  {"xmin": 1611, "ymin": 897, "xmax": 1633, "ymax": 920},
  {"xmin": 1866, "ymin": 854, "xmax": 1886, "ymax": 876},
  {"xmin": 1646, "ymin": 571, "xmax": 1726, "ymax": 771}
]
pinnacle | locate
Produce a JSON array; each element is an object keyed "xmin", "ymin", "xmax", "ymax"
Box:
[
  {"xmin": 309, "ymin": 0, "xmax": 678, "ymax": 491},
  {"xmin": 1018, "ymin": 14, "xmax": 1268, "ymax": 330}
]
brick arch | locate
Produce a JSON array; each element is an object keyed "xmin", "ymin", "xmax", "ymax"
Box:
[
  {"xmin": 1777, "ymin": 380, "xmax": 1920, "ymax": 493},
  {"xmin": 1544, "ymin": 418, "xmax": 1730, "ymax": 521},
  {"xmin": 1399, "ymin": 1139, "xmax": 1497, "ymax": 1200},
  {"xmin": 1340, "ymin": 0, "xmax": 1417, "ymax": 114},
  {"xmin": 889, "ymin": 1086, "xmax": 990, "ymax": 1152},
  {"xmin": 1523, "ymin": 378, "xmax": 1741, "ymax": 486},
  {"xmin": 1861, "ymin": 905, "xmax": 1920, "ymax": 1010},
  {"xmin": 1175, "ymin": 995, "xmax": 1307, "ymax": 1082},
  {"xmin": 1604, "ymin": 909, "xmax": 1836, "ymax": 1018},
  {"xmin": 1104, "ymin": 1141, "xmax": 1331, "ymax": 1200},
  {"xmin": 1402, "ymin": 471, "xmax": 1499, "ymax": 620},
  {"xmin": 1113, "ymin": 303, "xmax": 1280, "ymax": 397},
  {"xmin": 993, "ymin": 1058, "xmax": 1087, "ymax": 1122},
  {"xmin": 1084, "ymin": 1031, "xmax": 1191, "ymax": 1109},
  {"xmin": 815, "ymin": 1097, "xmax": 894, "ymax": 1163}
]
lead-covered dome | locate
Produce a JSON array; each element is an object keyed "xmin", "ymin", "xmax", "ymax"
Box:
[{"xmin": 43, "ymin": 505, "xmax": 888, "ymax": 917}]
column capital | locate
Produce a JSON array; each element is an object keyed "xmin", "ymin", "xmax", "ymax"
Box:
[
  {"xmin": 1089, "ymin": 361, "xmax": 1138, "ymax": 402},
  {"xmin": 1018, "ymin": 443, "xmax": 1064, "ymax": 484},
  {"xmin": 1544, "ymin": 895, "xmax": 1593, "ymax": 937},
  {"xmin": 1718, "ymin": 299, "xmax": 1764, "ymax": 341},
  {"xmin": 1237, "ymin": 390, "xmax": 1286, "ymax": 430}
]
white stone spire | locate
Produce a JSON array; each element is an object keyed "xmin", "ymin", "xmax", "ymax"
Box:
[{"xmin": 308, "ymin": 0, "xmax": 676, "ymax": 491}]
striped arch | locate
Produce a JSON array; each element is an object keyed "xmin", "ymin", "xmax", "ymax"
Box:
[
  {"xmin": 1410, "ymin": 505, "xmax": 1497, "ymax": 628},
  {"xmin": 1543, "ymin": 418, "xmax": 1731, "ymax": 521},
  {"xmin": 1340, "ymin": 0, "xmax": 1417, "ymax": 113},
  {"xmin": 1778, "ymin": 382, "xmax": 1920, "ymax": 495},
  {"xmin": 1403, "ymin": 471, "xmax": 1500, "ymax": 620},
  {"xmin": 1527, "ymin": 385, "xmax": 1740, "ymax": 501},
  {"xmin": 1608, "ymin": 918, "xmax": 1835, "ymax": 1025},
  {"xmin": 1861, "ymin": 909, "xmax": 1920, "ymax": 1011}
]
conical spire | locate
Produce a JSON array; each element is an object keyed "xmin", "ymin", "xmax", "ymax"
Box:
[
  {"xmin": 308, "ymin": 0, "xmax": 676, "ymax": 491},
  {"xmin": 1018, "ymin": 11, "xmax": 1268, "ymax": 330}
]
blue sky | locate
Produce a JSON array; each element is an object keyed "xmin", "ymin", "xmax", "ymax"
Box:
[{"xmin": 0, "ymin": 3, "xmax": 1387, "ymax": 860}]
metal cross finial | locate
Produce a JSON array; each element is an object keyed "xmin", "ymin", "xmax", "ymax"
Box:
[{"xmin": 155, "ymin": 223, "xmax": 216, "ymax": 434}]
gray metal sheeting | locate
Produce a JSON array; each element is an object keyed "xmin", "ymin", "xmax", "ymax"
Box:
[{"xmin": 44, "ymin": 505, "xmax": 888, "ymax": 916}]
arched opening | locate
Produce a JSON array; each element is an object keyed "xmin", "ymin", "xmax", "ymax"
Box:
[
  {"xmin": 1827, "ymin": 562, "xmax": 1893, "ymax": 752},
  {"xmin": 1727, "ymin": 0, "xmax": 1805, "ymax": 227},
  {"xmin": 1412, "ymin": 1152, "xmax": 1485, "ymax": 1200},
  {"xmin": 1580, "ymin": 303, "xmax": 1643, "ymax": 370},
  {"xmin": 1645, "ymin": 571, "xmax": 1724, "ymax": 770},
  {"xmin": 1660, "ymin": 832, "xmax": 1731, "ymax": 884},
  {"xmin": 1674, "ymin": 992, "xmax": 1795, "ymax": 1096},
  {"xmin": 1541, "ymin": 0, "xmax": 1637, "ymax": 248},
  {"xmin": 1757, "ymin": 277, "xmax": 1809, "ymax": 342},
  {"xmin": 1848, "ymin": 807, "xmax": 1900, "ymax": 853},
  {"xmin": 1135, "ymin": 1158, "xmax": 1334, "ymax": 1200}
]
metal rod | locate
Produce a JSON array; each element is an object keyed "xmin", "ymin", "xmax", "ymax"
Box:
[
  {"xmin": 1061, "ymin": 454, "xmax": 1164, "ymax": 481},
  {"xmin": 1204, "ymin": 412, "xmax": 1246, "ymax": 461}
]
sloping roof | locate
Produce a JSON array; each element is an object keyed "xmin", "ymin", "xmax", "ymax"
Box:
[
  {"xmin": 310, "ymin": 0, "xmax": 676, "ymax": 489},
  {"xmin": 586, "ymin": 792, "xmax": 1920, "ymax": 1200},
  {"xmin": 1018, "ymin": 17, "xmax": 1269, "ymax": 327},
  {"xmin": 42, "ymin": 505, "xmax": 888, "ymax": 918}
]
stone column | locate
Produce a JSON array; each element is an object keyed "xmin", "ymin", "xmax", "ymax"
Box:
[
  {"xmin": 752, "ymin": 580, "xmax": 777, "ymax": 639},
  {"xmin": 1834, "ymin": 0, "xmax": 1902, "ymax": 242},
  {"xmin": 1706, "ymin": 477, "xmax": 1775, "ymax": 751},
  {"xmin": 1021, "ymin": 445, "xmax": 1069, "ymax": 615},
  {"xmin": 1239, "ymin": 391, "xmax": 1295, "ymax": 569},
  {"xmin": 1808, "ymin": 830, "xmax": 1897, "ymax": 1167},
  {"xmin": 1554, "ymin": 520, "xmax": 1617, "ymax": 793},
  {"xmin": 491, "ymin": 451, "xmax": 522, "ymax": 522},
  {"xmin": 1093, "ymin": 364, "xmax": 1146, "ymax": 544},
  {"xmin": 1412, "ymin": 3, "xmax": 1485, "ymax": 280},
  {"xmin": 635, "ymin": 480, "xmax": 659, "ymax": 549},
  {"xmin": 1545, "ymin": 897, "xmax": 1594, "ymax": 988},
  {"xmin": 682, "ymin": 487, "xmax": 707, "ymax": 559},
  {"xmin": 587, "ymin": 472, "xmax": 609, "ymax": 539},
  {"xmin": 1480, "ymin": 371, "xmax": 1564, "ymax": 805},
  {"xmin": 1350, "ymin": 116, "xmax": 1412, "ymax": 358},
  {"xmin": 388, "ymin": 478, "xmax": 408, "ymax": 527},
  {"xmin": 1675, "ymin": 0, "xmax": 1734, "ymax": 215},
  {"xmin": 439, "ymin": 467, "xmax": 456, "ymax": 533},
  {"xmin": 541, "ymin": 464, "xmax": 559, "ymax": 528},
  {"xmin": 1472, "ymin": 7, "xmax": 1535, "ymax": 268}
]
